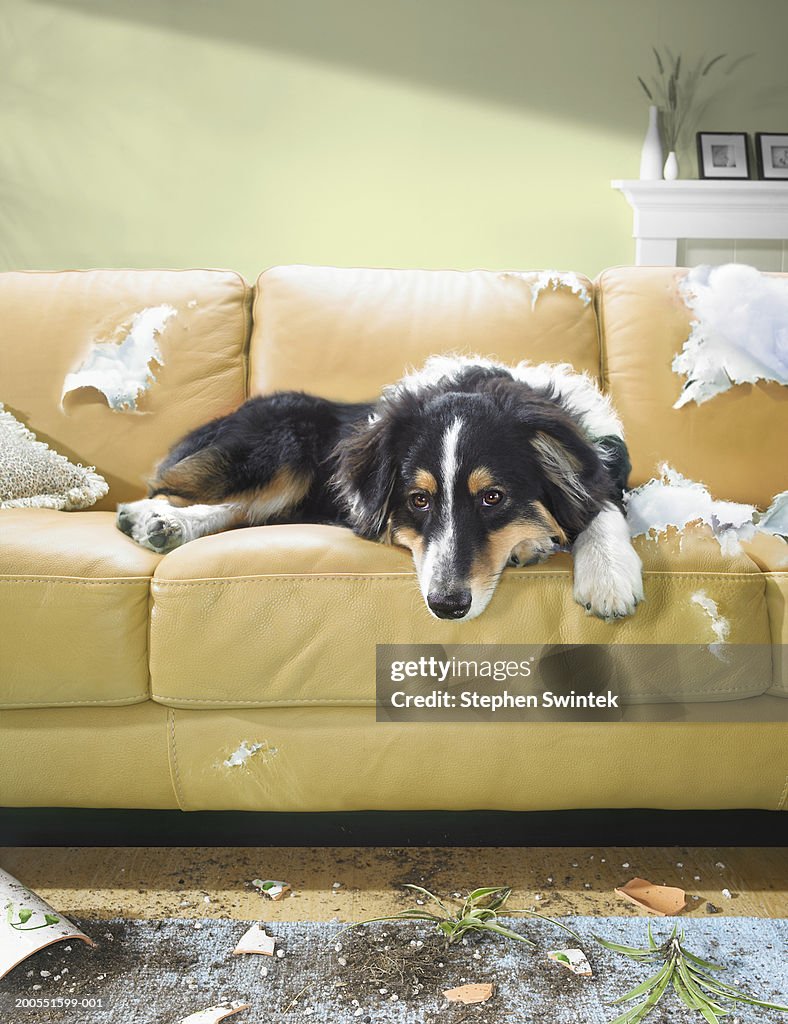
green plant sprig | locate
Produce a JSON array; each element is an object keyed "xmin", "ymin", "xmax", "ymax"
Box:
[
  {"xmin": 596, "ymin": 922, "xmax": 788, "ymax": 1024},
  {"xmin": 347, "ymin": 884, "xmax": 583, "ymax": 948}
]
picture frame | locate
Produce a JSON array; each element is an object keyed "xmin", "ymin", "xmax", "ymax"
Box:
[
  {"xmin": 755, "ymin": 133, "xmax": 788, "ymax": 180},
  {"xmin": 696, "ymin": 132, "xmax": 751, "ymax": 179}
]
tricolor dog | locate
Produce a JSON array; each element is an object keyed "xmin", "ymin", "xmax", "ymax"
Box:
[{"xmin": 117, "ymin": 356, "xmax": 644, "ymax": 621}]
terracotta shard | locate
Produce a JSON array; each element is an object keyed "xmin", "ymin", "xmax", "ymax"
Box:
[
  {"xmin": 615, "ymin": 877, "xmax": 686, "ymax": 916},
  {"xmin": 232, "ymin": 924, "xmax": 276, "ymax": 956},
  {"xmin": 443, "ymin": 983, "xmax": 494, "ymax": 1004}
]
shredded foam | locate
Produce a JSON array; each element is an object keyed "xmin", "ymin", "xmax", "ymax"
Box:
[
  {"xmin": 62, "ymin": 305, "xmax": 176, "ymax": 412},
  {"xmin": 673, "ymin": 263, "xmax": 788, "ymax": 408}
]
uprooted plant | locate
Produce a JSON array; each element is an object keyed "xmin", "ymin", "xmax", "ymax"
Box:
[
  {"xmin": 352, "ymin": 884, "xmax": 583, "ymax": 948},
  {"xmin": 596, "ymin": 922, "xmax": 788, "ymax": 1024}
]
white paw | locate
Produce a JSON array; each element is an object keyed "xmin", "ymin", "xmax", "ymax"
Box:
[
  {"xmin": 116, "ymin": 499, "xmax": 186, "ymax": 553},
  {"xmin": 573, "ymin": 542, "xmax": 644, "ymax": 621}
]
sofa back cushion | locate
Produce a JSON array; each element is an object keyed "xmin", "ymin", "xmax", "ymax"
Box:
[
  {"xmin": 249, "ymin": 266, "xmax": 601, "ymax": 401},
  {"xmin": 598, "ymin": 267, "xmax": 788, "ymax": 509},
  {"xmin": 0, "ymin": 270, "xmax": 250, "ymax": 510}
]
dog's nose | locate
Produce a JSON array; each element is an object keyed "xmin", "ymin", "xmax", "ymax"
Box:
[{"xmin": 427, "ymin": 589, "xmax": 472, "ymax": 619}]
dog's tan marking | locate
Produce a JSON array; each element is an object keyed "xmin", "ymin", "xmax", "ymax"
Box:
[
  {"xmin": 391, "ymin": 525, "xmax": 424, "ymax": 559},
  {"xmin": 468, "ymin": 517, "xmax": 561, "ymax": 594},
  {"xmin": 150, "ymin": 447, "xmax": 228, "ymax": 503},
  {"xmin": 467, "ymin": 466, "xmax": 496, "ymax": 494},
  {"xmin": 532, "ymin": 501, "xmax": 568, "ymax": 546},
  {"xmin": 412, "ymin": 469, "xmax": 438, "ymax": 494},
  {"xmin": 235, "ymin": 467, "xmax": 312, "ymax": 525}
]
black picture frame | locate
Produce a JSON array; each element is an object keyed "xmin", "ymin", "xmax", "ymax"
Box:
[
  {"xmin": 755, "ymin": 133, "xmax": 788, "ymax": 180},
  {"xmin": 696, "ymin": 132, "xmax": 751, "ymax": 179}
]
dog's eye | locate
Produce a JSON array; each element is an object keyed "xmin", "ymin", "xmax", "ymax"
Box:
[
  {"xmin": 481, "ymin": 489, "xmax": 503, "ymax": 507},
  {"xmin": 409, "ymin": 491, "xmax": 431, "ymax": 511}
]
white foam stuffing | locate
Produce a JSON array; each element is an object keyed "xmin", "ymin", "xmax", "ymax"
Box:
[
  {"xmin": 624, "ymin": 464, "xmax": 758, "ymax": 555},
  {"xmin": 673, "ymin": 263, "xmax": 788, "ymax": 408},
  {"xmin": 691, "ymin": 590, "xmax": 730, "ymax": 660},
  {"xmin": 499, "ymin": 270, "xmax": 591, "ymax": 310},
  {"xmin": 758, "ymin": 489, "xmax": 788, "ymax": 537},
  {"xmin": 62, "ymin": 305, "xmax": 177, "ymax": 412},
  {"xmin": 223, "ymin": 740, "xmax": 264, "ymax": 768}
]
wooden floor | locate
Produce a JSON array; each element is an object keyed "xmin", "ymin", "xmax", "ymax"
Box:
[{"xmin": 3, "ymin": 846, "xmax": 786, "ymax": 920}]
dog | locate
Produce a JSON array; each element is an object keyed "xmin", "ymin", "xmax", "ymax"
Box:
[{"xmin": 117, "ymin": 355, "xmax": 644, "ymax": 622}]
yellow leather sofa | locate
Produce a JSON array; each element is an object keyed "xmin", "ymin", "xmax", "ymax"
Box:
[{"xmin": 1, "ymin": 266, "xmax": 786, "ymax": 813}]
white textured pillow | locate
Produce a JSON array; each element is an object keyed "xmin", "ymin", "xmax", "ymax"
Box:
[{"xmin": 0, "ymin": 404, "xmax": 108, "ymax": 510}]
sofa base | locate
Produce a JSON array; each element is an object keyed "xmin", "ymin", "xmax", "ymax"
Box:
[{"xmin": 1, "ymin": 704, "xmax": 786, "ymax": 812}]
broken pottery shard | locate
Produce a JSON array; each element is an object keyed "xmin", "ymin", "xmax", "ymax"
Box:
[
  {"xmin": 0, "ymin": 868, "xmax": 95, "ymax": 980},
  {"xmin": 615, "ymin": 877, "xmax": 686, "ymax": 916},
  {"xmin": 178, "ymin": 1001, "xmax": 250, "ymax": 1024},
  {"xmin": 673, "ymin": 263, "xmax": 788, "ymax": 408},
  {"xmin": 625, "ymin": 464, "xmax": 757, "ymax": 555},
  {"xmin": 232, "ymin": 924, "xmax": 276, "ymax": 956},
  {"xmin": 547, "ymin": 948, "xmax": 593, "ymax": 976},
  {"xmin": 443, "ymin": 983, "xmax": 494, "ymax": 1004},
  {"xmin": 252, "ymin": 879, "xmax": 290, "ymax": 901},
  {"xmin": 62, "ymin": 304, "xmax": 176, "ymax": 412},
  {"xmin": 691, "ymin": 590, "xmax": 731, "ymax": 660}
]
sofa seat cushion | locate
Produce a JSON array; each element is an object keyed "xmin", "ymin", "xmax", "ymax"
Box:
[
  {"xmin": 149, "ymin": 524, "xmax": 771, "ymax": 709},
  {"xmin": 0, "ymin": 509, "xmax": 160, "ymax": 708}
]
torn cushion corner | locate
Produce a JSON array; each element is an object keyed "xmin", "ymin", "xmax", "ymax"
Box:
[{"xmin": 0, "ymin": 404, "xmax": 108, "ymax": 511}]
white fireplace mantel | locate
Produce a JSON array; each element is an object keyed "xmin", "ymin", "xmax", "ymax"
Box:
[{"xmin": 611, "ymin": 179, "xmax": 788, "ymax": 266}]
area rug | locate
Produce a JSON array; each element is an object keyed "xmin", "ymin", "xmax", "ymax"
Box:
[{"xmin": 2, "ymin": 916, "xmax": 786, "ymax": 1023}]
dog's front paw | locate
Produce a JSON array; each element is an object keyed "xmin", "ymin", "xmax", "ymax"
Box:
[
  {"xmin": 573, "ymin": 543, "xmax": 644, "ymax": 621},
  {"xmin": 117, "ymin": 500, "xmax": 185, "ymax": 553}
]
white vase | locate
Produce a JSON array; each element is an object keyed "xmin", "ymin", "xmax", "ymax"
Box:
[
  {"xmin": 639, "ymin": 105, "xmax": 663, "ymax": 180},
  {"xmin": 663, "ymin": 151, "xmax": 679, "ymax": 180}
]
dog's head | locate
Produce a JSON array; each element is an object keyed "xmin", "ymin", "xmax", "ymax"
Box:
[{"xmin": 335, "ymin": 378, "xmax": 611, "ymax": 621}]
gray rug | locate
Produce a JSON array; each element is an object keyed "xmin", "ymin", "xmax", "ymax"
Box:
[{"xmin": 1, "ymin": 916, "xmax": 786, "ymax": 1023}]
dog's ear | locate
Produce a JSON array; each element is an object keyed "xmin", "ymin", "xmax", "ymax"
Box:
[
  {"xmin": 488, "ymin": 380, "xmax": 609, "ymax": 539},
  {"xmin": 333, "ymin": 413, "xmax": 397, "ymax": 539}
]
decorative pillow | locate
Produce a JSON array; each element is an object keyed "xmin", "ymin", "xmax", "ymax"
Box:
[{"xmin": 0, "ymin": 404, "xmax": 108, "ymax": 510}]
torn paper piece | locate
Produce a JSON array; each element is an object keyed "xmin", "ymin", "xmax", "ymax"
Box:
[
  {"xmin": 547, "ymin": 948, "xmax": 593, "ymax": 976},
  {"xmin": 0, "ymin": 868, "xmax": 95, "ymax": 980},
  {"xmin": 252, "ymin": 880, "xmax": 290, "ymax": 901},
  {"xmin": 443, "ymin": 983, "xmax": 494, "ymax": 1004},
  {"xmin": 759, "ymin": 490, "xmax": 788, "ymax": 538},
  {"xmin": 625, "ymin": 464, "xmax": 757, "ymax": 555},
  {"xmin": 178, "ymin": 1001, "xmax": 250, "ymax": 1024},
  {"xmin": 615, "ymin": 877, "xmax": 686, "ymax": 916},
  {"xmin": 673, "ymin": 263, "xmax": 788, "ymax": 408},
  {"xmin": 691, "ymin": 590, "xmax": 731, "ymax": 660},
  {"xmin": 232, "ymin": 924, "xmax": 276, "ymax": 956},
  {"xmin": 62, "ymin": 304, "xmax": 176, "ymax": 412}
]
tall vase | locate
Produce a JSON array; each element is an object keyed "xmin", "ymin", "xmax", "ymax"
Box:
[
  {"xmin": 663, "ymin": 151, "xmax": 679, "ymax": 180},
  {"xmin": 639, "ymin": 105, "xmax": 663, "ymax": 180}
]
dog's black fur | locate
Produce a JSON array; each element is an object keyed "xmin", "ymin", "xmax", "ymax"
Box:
[{"xmin": 118, "ymin": 361, "xmax": 640, "ymax": 621}]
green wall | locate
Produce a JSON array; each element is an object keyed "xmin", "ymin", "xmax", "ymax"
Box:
[{"xmin": 1, "ymin": 0, "xmax": 786, "ymax": 279}]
